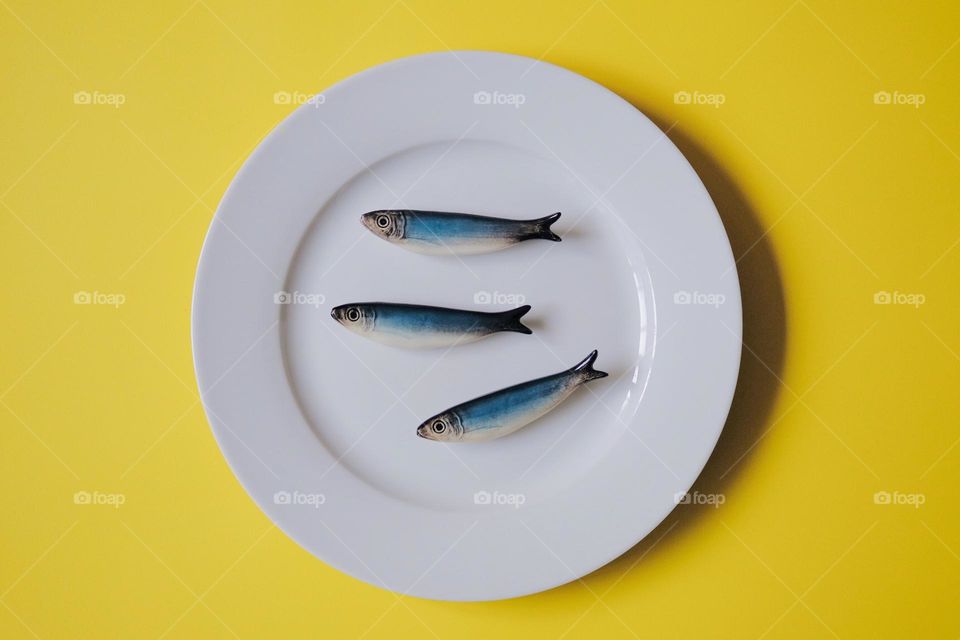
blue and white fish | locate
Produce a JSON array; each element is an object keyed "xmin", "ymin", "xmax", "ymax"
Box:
[
  {"xmin": 330, "ymin": 302, "xmax": 532, "ymax": 349},
  {"xmin": 360, "ymin": 209, "xmax": 562, "ymax": 255},
  {"xmin": 417, "ymin": 350, "xmax": 608, "ymax": 442}
]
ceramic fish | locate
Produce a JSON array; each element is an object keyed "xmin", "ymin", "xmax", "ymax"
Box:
[
  {"xmin": 330, "ymin": 302, "xmax": 533, "ymax": 349},
  {"xmin": 360, "ymin": 209, "xmax": 562, "ymax": 255},
  {"xmin": 417, "ymin": 350, "xmax": 608, "ymax": 442}
]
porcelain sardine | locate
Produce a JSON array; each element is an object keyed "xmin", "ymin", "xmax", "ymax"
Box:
[
  {"xmin": 417, "ymin": 350, "xmax": 608, "ymax": 442},
  {"xmin": 360, "ymin": 209, "xmax": 561, "ymax": 255},
  {"xmin": 330, "ymin": 302, "xmax": 532, "ymax": 349}
]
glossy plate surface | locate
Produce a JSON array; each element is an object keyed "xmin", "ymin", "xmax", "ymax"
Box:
[{"xmin": 192, "ymin": 51, "xmax": 741, "ymax": 601}]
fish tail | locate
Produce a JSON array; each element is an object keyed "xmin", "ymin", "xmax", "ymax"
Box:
[
  {"xmin": 571, "ymin": 349, "xmax": 608, "ymax": 382},
  {"xmin": 522, "ymin": 212, "xmax": 562, "ymax": 242},
  {"xmin": 493, "ymin": 304, "xmax": 533, "ymax": 334}
]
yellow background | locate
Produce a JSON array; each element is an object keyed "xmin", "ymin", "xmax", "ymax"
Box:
[{"xmin": 2, "ymin": 1, "xmax": 958, "ymax": 637}]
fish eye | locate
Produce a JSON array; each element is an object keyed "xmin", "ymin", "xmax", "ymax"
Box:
[
  {"xmin": 376, "ymin": 215, "xmax": 390, "ymax": 229},
  {"xmin": 431, "ymin": 420, "xmax": 446, "ymax": 434},
  {"xmin": 346, "ymin": 308, "xmax": 361, "ymax": 322}
]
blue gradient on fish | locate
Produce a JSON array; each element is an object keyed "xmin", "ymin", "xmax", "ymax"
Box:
[
  {"xmin": 417, "ymin": 350, "xmax": 608, "ymax": 442},
  {"xmin": 331, "ymin": 302, "xmax": 532, "ymax": 349},
  {"xmin": 360, "ymin": 210, "xmax": 562, "ymax": 255}
]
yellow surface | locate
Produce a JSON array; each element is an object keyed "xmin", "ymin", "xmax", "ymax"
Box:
[{"xmin": 1, "ymin": 1, "xmax": 958, "ymax": 637}]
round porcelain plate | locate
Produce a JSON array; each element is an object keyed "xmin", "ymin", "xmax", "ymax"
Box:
[{"xmin": 192, "ymin": 51, "xmax": 741, "ymax": 601}]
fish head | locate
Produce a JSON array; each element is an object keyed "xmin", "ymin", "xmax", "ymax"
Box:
[
  {"xmin": 361, "ymin": 210, "xmax": 405, "ymax": 242},
  {"xmin": 416, "ymin": 411, "xmax": 464, "ymax": 442},
  {"xmin": 330, "ymin": 303, "xmax": 376, "ymax": 334}
]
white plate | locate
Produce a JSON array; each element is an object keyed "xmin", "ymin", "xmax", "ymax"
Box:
[{"xmin": 192, "ymin": 51, "xmax": 741, "ymax": 601}]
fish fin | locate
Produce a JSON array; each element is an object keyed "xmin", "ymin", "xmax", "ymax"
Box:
[
  {"xmin": 571, "ymin": 349, "xmax": 608, "ymax": 382},
  {"xmin": 494, "ymin": 304, "xmax": 533, "ymax": 334},
  {"xmin": 522, "ymin": 212, "xmax": 562, "ymax": 242}
]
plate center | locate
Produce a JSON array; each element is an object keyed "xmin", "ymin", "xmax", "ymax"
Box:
[{"xmin": 282, "ymin": 139, "xmax": 652, "ymax": 510}]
